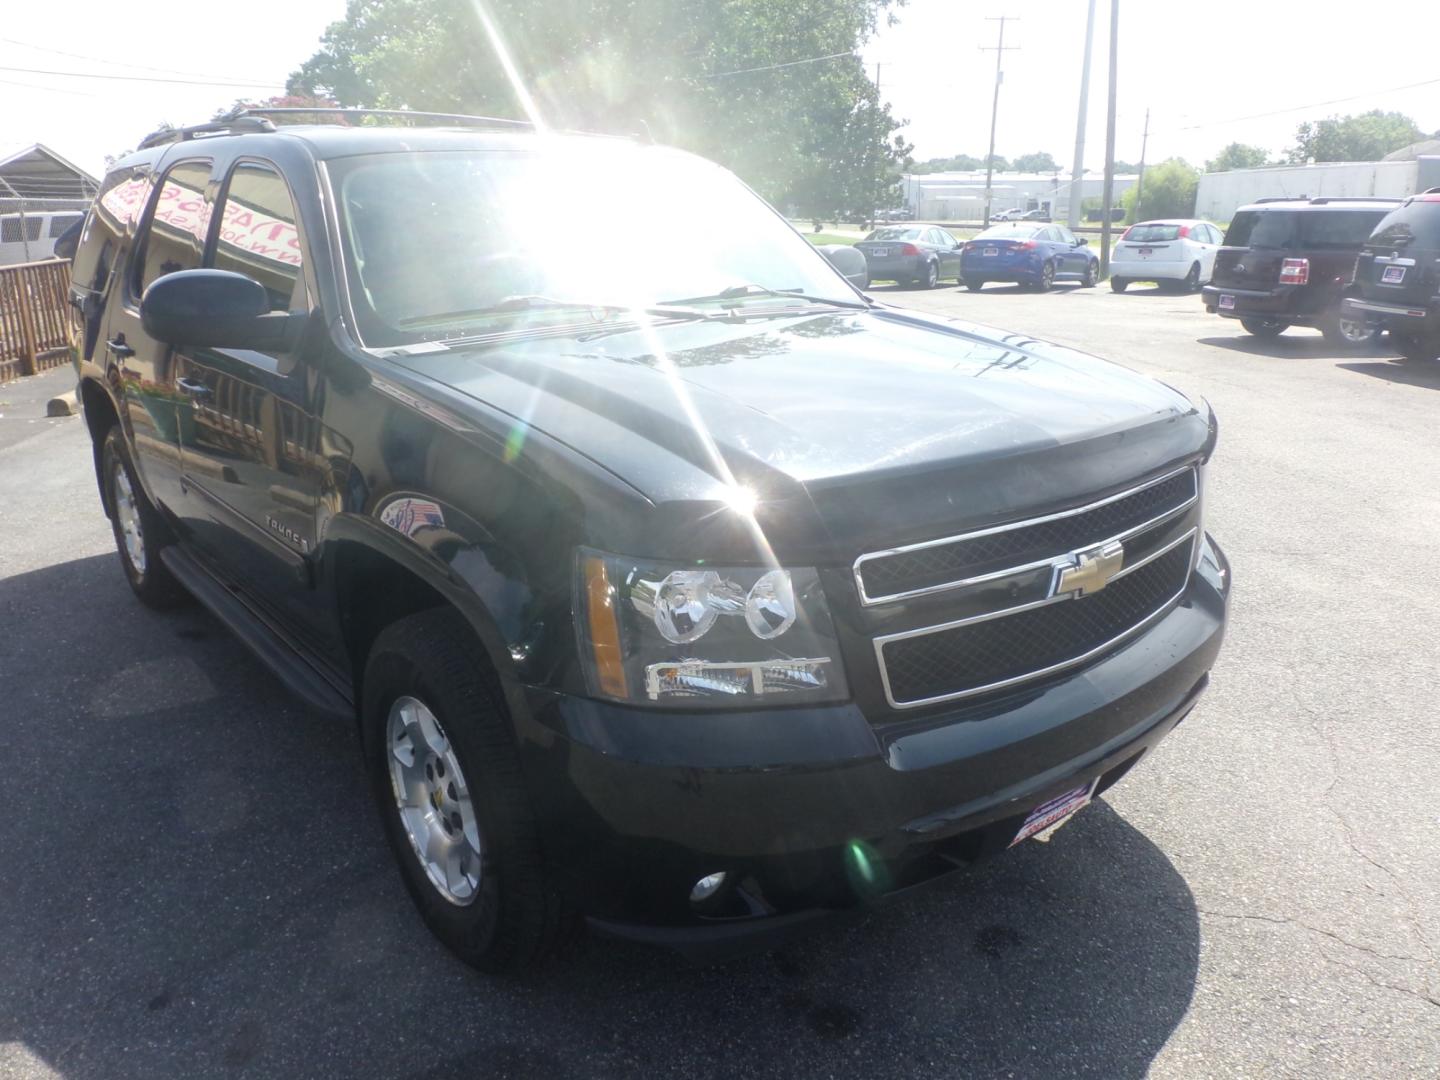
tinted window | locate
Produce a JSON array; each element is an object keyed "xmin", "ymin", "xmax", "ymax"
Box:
[
  {"xmin": 134, "ymin": 160, "xmax": 212, "ymax": 295},
  {"xmin": 1302, "ymin": 210, "xmax": 1390, "ymax": 249},
  {"xmin": 1366, "ymin": 200, "xmax": 1440, "ymax": 251},
  {"xmin": 1224, "ymin": 211, "xmax": 1288, "ymax": 248},
  {"xmin": 212, "ymin": 162, "xmax": 303, "ymax": 311},
  {"xmin": 976, "ymin": 224, "xmax": 1041, "ymax": 239},
  {"xmin": 74, "ymin": 166, "xmax": 153, "ymax": 294},
  {"xmin": 869, "ymin": 227, "xmax": 924, "ymax": 241},
  {"xmin": 1126, "ymin": 224, "xmax": 1182, "ymax": 242},
  {"xmin": 1225, "ymin": 209, "xmax": 1389, "ymax": 251}
]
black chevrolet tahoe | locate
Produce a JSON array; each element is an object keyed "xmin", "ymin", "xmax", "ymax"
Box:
[
  {"xmin": 1342, "ymin": 189, "xmax": 1440, "ymax": 362},
  {"xmin": 70, "ymin": 110, "xmax": 1230, "ymax": 971},
  {"xmin": 1202, "ymin": 196, "xmax": 1397, "ymax": 344}
]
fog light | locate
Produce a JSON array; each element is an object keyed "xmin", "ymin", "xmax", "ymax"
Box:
[{"xmin": 690, "ymin": 871, "xmax": 727, "ymax": 902}]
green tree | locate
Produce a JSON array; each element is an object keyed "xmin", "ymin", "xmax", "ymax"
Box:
[
  {"xmin": 1121, "ymin": 158, "xmax": 1200, "ymax": 222},
  {"xmin": 910, "ymin": 154, "xmax": 985, "ymax": 173},
  {"xmin": 1011, "ymin": 151, "xmax": 1058, "ymax": 173},
  {"xmin": 213, "ymin": 93, "xmax": 340, "ymax": 123},
  {"xmin": 288, "ymin": 0, "xmax": 910, "ymax": 220},
  {"xmin": 1204, "ymin": 142, "xmax": 1270, "ymax": 173},
  {"xmin": 1286, "ymin": 110, "xmax": 1422, "ymax": 163}
]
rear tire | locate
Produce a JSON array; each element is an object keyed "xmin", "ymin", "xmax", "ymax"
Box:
[
  {"xmin": 920, "ymin": 260, "xmax": 939, "ymax": 290},
  {"xmin": 101, "ymin": 426, "xmax": 189, "ymax": 610},
  {"xmin": 1240, "ymin": 317, "xmax": 1289, "ymax": 338},
  {"xmin": 362, "ymin": 609, "xmax": 574, "ymax": 973},
  {"xmin": 963, "ymin": 277, "xmax": 985, "ymax": 291},
  {"xmin": 1111, "ymin": 277, "xmax": 1129, "ymax": 293},
  {"xmin": 1034, "ymin": 261, "xmax": 1055, "ymax": 292},
  {"xmin": 1394, "ymin": 332, "xmax": 1440, "ymax": 363},
  {"xmin": 1321, "ymin": 306, "xmax": 1380, "ymax": 348},
  {"xmin": 1182, "ymin": 264, "xmax": 1201, "ymax": 292}
]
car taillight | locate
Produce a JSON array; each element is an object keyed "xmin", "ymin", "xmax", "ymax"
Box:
[
  {"xmin": 963, "ymin": 242, "xmax": 978, "ymax": 251},
  {"xmin": 1279, "ymin": 257, "xmax": 1309, "ymax": 285},
  {"xmin": 1178, "ymin": 225, "xmax": 1191, "ymax": 238},
  {"xmin": 899, "ymin": 243, "xmax": 920, "ymax": 255},
  {"xmin": 1018, "ymin": 240, "xmax": 1037, "ymax": 251}
]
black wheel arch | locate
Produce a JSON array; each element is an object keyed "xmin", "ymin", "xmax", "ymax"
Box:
[{"xmin": 79, "ymin": 374, "xmax": 124, "ymax": 517}]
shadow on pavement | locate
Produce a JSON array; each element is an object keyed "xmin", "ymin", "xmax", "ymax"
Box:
[
  {"xmin": 0, "ymin": 553, "xmax": 1201, "ymax": 1080},
  {"xmin": 1337, "ymin": 358, "xmax": 1440, "ymax": 391},
  {"xmin": 1196, "ymin": 333, "xmax": 1390, "ymax": 361}
]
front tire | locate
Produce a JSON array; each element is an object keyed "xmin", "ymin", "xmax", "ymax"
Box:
[
  {"xmin": 362, "ymin": 610, "xmax": 572, "ymax": 973},
  {"xmin": 101, "ymin": 426, "xmax": 189, "ymax": 609},
  {"xmin": 1240, "ymin": 317, "xmax": 1290, "ymax": 338}
]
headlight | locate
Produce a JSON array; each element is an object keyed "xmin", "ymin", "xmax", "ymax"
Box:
[{"xmin": 576, "ymin": 549, "xmax": 850, "ymax": 707}]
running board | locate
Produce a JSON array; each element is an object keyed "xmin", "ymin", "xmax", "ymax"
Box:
[{"xmin": 160, "ymin": 545, "xmax": 354, "ymax": 720}]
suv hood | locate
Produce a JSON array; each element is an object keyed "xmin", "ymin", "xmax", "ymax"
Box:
[{"xmin": 392, "ymin": 309, "xmax": 1204, "ymax": 556}]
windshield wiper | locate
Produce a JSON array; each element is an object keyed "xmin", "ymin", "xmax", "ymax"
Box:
[
  {"xmin": 658, "ymin": 284, "xmax": 871, "ymax": 310},
  {"xmin": 398, "ymin": 295, "xmax": 716, "ymax": 329}
]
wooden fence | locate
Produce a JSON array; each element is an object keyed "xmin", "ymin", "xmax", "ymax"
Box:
[{"xmin": 0, "ymin": 259, "xmax": 73, "ymax": 382}]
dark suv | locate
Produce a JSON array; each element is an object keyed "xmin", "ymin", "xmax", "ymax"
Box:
[
  {"xmin": 71, "ymin": 110, "xmax": 1230, "ymax": 971},
  {"xmin": 1342, "ymin": 189, "xmax": 1440, "ymax": 361},
  {"xmin": 1202, "ymin": 196, "xmax": 1398, "ymax": 344}
]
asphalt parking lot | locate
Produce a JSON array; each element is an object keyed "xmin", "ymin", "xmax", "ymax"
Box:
[{"xmin": 2, "ymin": 283, "xmax": 1438, "ymax": 1079}]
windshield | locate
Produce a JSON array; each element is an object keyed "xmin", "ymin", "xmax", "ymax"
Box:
[
  {"xmin": 331, "ymin": 144, "xmax": 855, "ymax": 346},
  {"xmin": 975, "ymin": 225, "xmax": 1040, "ymax": 240},
  {"xmin": 1124, "ymin": 224, "xmax": 1182, "ymax": 242}
]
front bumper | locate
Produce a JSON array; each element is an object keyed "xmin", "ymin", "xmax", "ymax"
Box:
[{"xmin": 519, "ymin": 535, "xmax": 1230, "ymax": 955}]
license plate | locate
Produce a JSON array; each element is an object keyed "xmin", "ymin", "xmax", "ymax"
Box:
[
  {"xmin": 870, "ymin": 247, "xmax": 889, "ymax": 257},
  {"xmin": 1382, "ymin": 265, "xmax": 1406, "ymax": 284},
  {"xmin": 1138, "ymin": 247, "xmax": 1153, "ymax": 256},
  {"xmin": 983, "ymin": 247, "xmax": 999, "ymax": 257},
  {"xmin": 1009, "ymin": 780, "xmax": 1099, "ymax": 848},
  {"xmin": 1218, "ymin": 294, "xmax": 1236, "ymax": 310}
]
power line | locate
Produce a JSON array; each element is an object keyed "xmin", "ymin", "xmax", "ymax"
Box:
[
  {"xmin": 699, "ymin": 51, "xmax": 851, "ymax": 79},
  {"xmin": 0, "ymin": 64, "xmax": 285, "ymax": 89},
  {"xmin": 0, "ymin": 74, "xmax": 99, "ymax": 98},
  {"xmin": 0, "ymin": 34, "xmax": 276, "ymax": 84},
  {"xmin": 1162, "ymin": 76, "xmax": 1440, "ymax": 135}
]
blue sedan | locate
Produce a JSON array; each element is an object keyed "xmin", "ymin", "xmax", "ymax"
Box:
[{"xmin": 961, "ymin": 223, "xmax": 1100, "ymax": 292}]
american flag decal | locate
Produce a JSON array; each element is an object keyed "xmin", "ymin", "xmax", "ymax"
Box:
[{"xmin": 379, "ymin": 497, "xmax": 447, "ymax": 538}]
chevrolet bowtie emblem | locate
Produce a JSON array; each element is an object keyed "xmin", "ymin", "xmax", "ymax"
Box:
[{"xmin": 1055, "ymin": 540, "xmax": 1125, "ymax": 597}]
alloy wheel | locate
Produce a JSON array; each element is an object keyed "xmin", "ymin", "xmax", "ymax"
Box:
[
  {"xmin": 111, "ymin": 461, "xmax": 146, "ymax": 575},
  {"xmin": 386, "ymin": 695, "xmax": 485, "ymax": 906}
]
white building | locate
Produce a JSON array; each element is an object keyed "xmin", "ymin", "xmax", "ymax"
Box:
[
  {"xmin": 1195, "ymin": 156, "xmax": 1440, "ymax": 224},
  {"xmin": 902, "ymin": 171, "xmax": 1139, "ymax": 222}
]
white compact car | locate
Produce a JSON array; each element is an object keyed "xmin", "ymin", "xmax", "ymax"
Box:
[{"xmin": 1110, "ymin": 219, "xmax": 1223, "ymax": 292}]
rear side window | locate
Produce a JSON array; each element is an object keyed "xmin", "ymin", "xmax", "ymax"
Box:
[
  {"xmin": 133, "ymin": 160, "xmax": 212, "ymax": 296},
  {"xmin": 212, "ymin": 162, "xmax": 304, "ymax": 311},
  {"xmin": 1227, "ymin": 209, "xmax": 1390, "ymax": 251},
  {"xmin": 1366, "ymin": 201, "xmax": 1440, "ymax": 250},
  {"xmin": 1301, "ymin": 210, "xmax": 1390, "ymax": 250}
]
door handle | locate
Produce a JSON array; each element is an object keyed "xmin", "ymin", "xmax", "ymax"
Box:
[
  {"xmin": 175, "ymin": 378, "xmax": 212, "ymax": 398},
  {"xmin": 105, "ymin": 336, "xmax": 134, "ymax": 359}
]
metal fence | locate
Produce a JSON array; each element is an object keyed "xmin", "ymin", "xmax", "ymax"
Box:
[{"xmin": 0, "ymin": 259, "xmax": 73, "ymax": 382}]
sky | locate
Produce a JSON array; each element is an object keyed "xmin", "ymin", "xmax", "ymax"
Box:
[
  {"xmin": 3, "ymin": 0, "xmax": 1438, "ymax": 181},
  {"xmin": 864, "ymin": 0, "xmax": 1440, "ymax": 171}
]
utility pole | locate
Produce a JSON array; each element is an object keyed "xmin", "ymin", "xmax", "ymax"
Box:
[
  {"xmin": 980, "ymin": 16, "xmax": 1019, "ymax": 227},
  {"xmin": 1099, "ymin": 0, "xmax": 1119, "ymax": 277},
  {"xmin": 872, "ymin": 62, "xmax": 884, "ymax": 228},
  {"xmin": 1067, "ymin": 0, "xmax": 1097, "ymax": 229},
  {"xmin": 1131, "ymin": 107, "xmax": 1150, "ymax": 224}
]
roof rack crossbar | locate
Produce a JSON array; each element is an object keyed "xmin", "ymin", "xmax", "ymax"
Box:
[
  {"xmin": 231, "ymin": 107, "xmax": 534, "ymax": 129},
  {"xmin": 138, "ymin": 116, "xmax": 276, "ymax": 150},
  {"xmin": 1307, "ymin": 196, "xmax": 1402, "ymax": 204}
]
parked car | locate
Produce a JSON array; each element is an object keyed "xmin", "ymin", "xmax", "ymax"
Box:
[
  {"xmin": 1021, "ymin": 208, "xmax": 1052, "ymax": 222},
  {"xmin": 74, "ymin": 110, "xmax": 1228, "ymax": 971},
  {"xmin": 961, "ymin": 223, "xmax": 1100, "ymax": 291},
  {"xmin": 816, "ymin": 242, "xmax": 870, "ymax": 289},
  {"xmin": 992, "ymin": 208, "xmax": 1024, "ymax": 222},
  {"xmin": 1201, "ymin": 196, "xmax": 1397, "ymax": 343},
  {"xmin": 0, "ymin": 209, "xmax": 86, "ymax": 265},
  {"xmin": 1110, "ymin": 219, "xmax": 1223, "ymax": 293},
  {"xmin": 853, "ymin": 225, "xmax": 962, "ymax": 288},
  {"xmin": 1342, "ymin": 189, "xmax": 1440, "ymax": 361},
  {"xmin": 874, "ymin": 207, "xmax": 915, "ymax": 222}
]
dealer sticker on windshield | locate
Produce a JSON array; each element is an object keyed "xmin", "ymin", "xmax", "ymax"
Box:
[
  {"xmin": 1009, "ymin": 779, "xmax": 1099, "ymax": 847},
  {"xmin": 1218, "ymin": 294, "xmax": 1236, "ymax": 310}
]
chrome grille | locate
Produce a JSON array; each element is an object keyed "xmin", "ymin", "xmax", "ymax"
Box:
[
  {"xmin": 876, "ymin": 531, "xmax": 1197, "ymax": 710},
  {"xmin": 855, "ymin": 467, "xmax": 1197, "ymax": 605}
]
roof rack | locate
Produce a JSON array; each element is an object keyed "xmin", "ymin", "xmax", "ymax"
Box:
[
  {"xmin": 231, "ymin": 107, "xmax": 534, "ymax": 129},
  {"xmin": 1307, "ymin": 196, "xmax": 1401, "ymax": 204},
  {"xmin": 1252, "ymin": 195, "xmax": 1308, "ymax": 203},
  {"xmin": 136, "ymin": 108, "xmax": 547, "ymax": 153},
  {"xmin": 137, "ymin": 115, "xmax": 276, "ymax": 150}
]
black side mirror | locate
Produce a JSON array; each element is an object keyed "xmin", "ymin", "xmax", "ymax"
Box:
[
  {"xmin": 141, "ymin": 269, "xmax": 308, "ymax": 354},
  {"xmin": 1077, "ymin": 237, "xmax": 1089, "ymax": 247}
]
